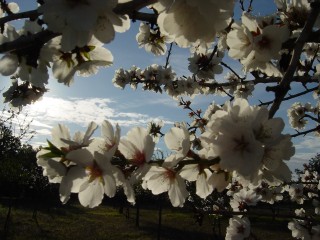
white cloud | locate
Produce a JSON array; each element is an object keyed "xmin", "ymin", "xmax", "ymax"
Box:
[
  {"xmin": 23, "ymin": 97, "xmax": 115, "ymax": 126},
  {"xmin": 8, "ymin": 96, "xmax": 174, "ymax": 146},
  {"xmin": 35, "ymin": 128, "xmax": 52, "ymax": 136},
  {"xmin": 294, "ymin": 136, "xmax": 320, "ymax": 150},
  {"xmin": 287, "ymin": 136, "xmax": 320, "ymax": 172}
]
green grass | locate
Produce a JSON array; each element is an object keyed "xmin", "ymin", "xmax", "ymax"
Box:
[{"xmin": 0, "ymin": 202, "xmax": 295, "ymax": 240}]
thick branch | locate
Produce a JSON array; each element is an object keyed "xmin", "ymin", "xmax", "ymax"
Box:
[
  {"xmin": 268, "ymin": 2, "xmax": 320, "ymax": 118},
  {"xmin": 129, "ymin": 12, "xmax": 157, "ymax": 23},
  {"xmin": 115, "ymin": 0, "xmax": 158, "ymax": 23},
  {"xmin": 114, "ymin": 0, "xmax": 157, "ymax": 15},
  {"xmin": 0, "ymin": 29, "xmax": 59, "ymax": 53},
  {"xmin": 0, "ymin": 10, "xmax": 40, "ymax": 26}
]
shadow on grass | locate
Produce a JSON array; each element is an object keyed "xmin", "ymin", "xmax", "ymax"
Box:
[{"xmin": 139, "ymin": 219, "xmax": 219, "ymax": 240}]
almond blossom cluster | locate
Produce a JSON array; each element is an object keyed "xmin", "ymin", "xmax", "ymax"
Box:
[
  {"xmin": 136, "ymin": 22, "xmax": 173, "ymax": 56},
  {"xmin": 1, "ymin": 0, "xmax": 319, "ymax": 110},
  {"xmin": 227, "ymin": 12, "xmax": 290, "ymax": 76},
  {"xmin": 284, "ymin": 164, "xmax": 320, "ymax": 239},
  {"xmin": 36, "ymin": 99, "xmax": 295, "ymax": 209},
  {"xmin": 288, "ymin": 102, "xmax": 320, "ymax": 133},
  {"xmin": 200, "ymin": 98, "xmax": 294, "ymax": 184}
]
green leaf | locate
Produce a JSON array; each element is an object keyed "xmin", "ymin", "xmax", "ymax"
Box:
[
  {"xmin": 39, "ymin": 151, "xmax": 61, "ymax": 159},
  {"xmin": 82, "ymin": 51, "xmax": 91, "ymax": 60},
  {"xmin": 38, "ymin": 140, "xmax": 65, "ymax": 159}
]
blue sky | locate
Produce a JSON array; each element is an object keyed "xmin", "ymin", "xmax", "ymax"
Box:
[{"xmin": 1, "ymin": 0, "xmax": 319, "ymax": 174}]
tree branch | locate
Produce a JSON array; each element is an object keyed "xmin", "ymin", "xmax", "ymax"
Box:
[
  {"xmin": 268, "ymin": 2, "xmax": 320, "ymax": 118},
  {"xmin": 0, "ymin": 29, "xmax": 59, "ymax": 54},
  {"xmin": 114, "ymin": 0, "xmax": 157, "ymax": 15},
  {"xmin": 0, "ymin": 0, "xmax": 158, "ymax": 54},
  {"xmin": 260, "ymin": 86, "xmax": 318, "ymax": 106},
  {"xmin": 0, "ymin": 10, "xmax": 40, "ymax": 26},
  {"xmin": 291, "ymin": 125, "xmax": 320, "ymax": 138}
]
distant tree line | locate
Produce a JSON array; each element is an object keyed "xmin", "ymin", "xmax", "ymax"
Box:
[{"xmin": 0, "ymin": 110, "xmax": 58, "ymax": 206}]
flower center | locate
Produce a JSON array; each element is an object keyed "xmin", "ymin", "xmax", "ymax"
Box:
[
  {"xmin": 86, "ymin": 161, "xmax": 103, "ymax": 182},
  {"xmin": 237, "ymin": 225, "xmax": 245, "ymax": 234},
  {"xmin": 133, "ymin": 151, "xmax": 146, "ymax": 166},
  {"xmin": 233, "ymin": 135, "xmax": 250, "ymax": 154},
  {"xmin": 59, "ymin": 52, "xmax": 75, "ymax": 68},
  {"xmin": 165, "ymin": 168, "xmax": 176, "ymax": 181},
  {"xmin": 257, "ymin": 35, "xmax": 271, "ymax": 50}
]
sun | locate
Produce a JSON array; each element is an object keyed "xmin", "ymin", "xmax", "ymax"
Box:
[{"xmin": 27, "ymin": 96, "xmax": 64, "ymax": 118}]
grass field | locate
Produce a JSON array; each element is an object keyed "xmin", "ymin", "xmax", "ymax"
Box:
[{"xmin": 0, "ymin": 199, "xmax": 295, "ymax": 240}]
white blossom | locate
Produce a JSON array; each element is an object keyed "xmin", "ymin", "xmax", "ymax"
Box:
[
  {"xmin": 154, "ymin": 0, "xmax": 235, "ymax": 47},
  {"xmin": 144, "ymin": 161, "xmax": 189, "ymax": 207},
  {"xmin": 39, "ymin": 0, "xmax": 130, "ymax": 51},
  {"xmin": 136, "ymin": 22, "xmax": 173, "ymax": 55},
  {"xmin": 59, "ymin": 149, "xmax": 117, "ymax": 207},
  {"xmin": 227, "ymin": 12, "xmax": 289, "ymax": 76},
  {"xmin": 225, "ymin": 216, "xmax": 251, "ymax": 240},
  {"xmin": 118, "ymin": 127, "xmax": 155, "ymax": 183}
]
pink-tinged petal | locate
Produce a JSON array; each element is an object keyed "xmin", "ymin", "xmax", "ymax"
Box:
[
  {"xmin": 8, "ymin": 2, "xmax": 19, "ymax": 13},
  {"xmin": 89, "ymin": 47, "xmax": 114, "ymax": 65},
  {"xmin": 102, "ymin": 120, "xmax": 115, "ymax": 140},
  {"xmin": 164, "ymin": 127, "xmax": 190, "ymax": 155},
  {"xmin": 51, "ymin": 124, "xmax": 70, "ymax": 147},
  {"xmin": 52, "ymin": 60, "xmax": 77, "ymax": 86},
  {"xmin": 196, "ymin": 172, "xmax": 213, "ymax": 199},
  {"xmin": 130, "ymin": 164, "xmax": 151, "ymax": 183},
  {"xmin": 126, "ymin": 127, "xmax": 149, "ymax": 153},
  {"xmin": 263, "ymin": 161, "xmax": 292, "ymax": 184},
  {"xmin": 179, "ymin": 164, "xmax": 199, "ymax": 181},
  {"xmin": 103, "ymin": 174, "xmax": 116, "ymax": 197},
  {"xmin": 163, "ymin": 153, "xmax": 185, "ymax": 168},
  {"xmin": 123, "ymin": 181, "xmax": 135, "ymax": 204},
  {"xmin": 208, "ymin": 172, "xmax": 229, "ymax": 192},
  {"xmin": 110, "ymin": 13, "xmax": 130, "ymax": 33},
  {"xmin": 66, "ymin": 149, "xmax": 93, "ymax": 167},
  {"xmin": 59, "ymin": 166, "xmax": 87, "ymax": 204},
  {"xmin": 88, "ymin": 138, "xmax": 105, "ymax": 154},
  {"xmin": 168, "ymin": 177, "xmax": 188, "ymax": 207},
  {"xmin": 78, "ymin": 180, "xmax": 104, "ymax": 208},
  {"xmin": 119, "ymin": 127, "xmax": 155, "ymax": 163},
  {"xmin": 112, "ymin": 167, "xmax": 126, "ymax": 186},
  {"xmin": 64, "ymin": 166, "xmax": 87, "ymax": 193},
  {"xmin": 37, "ymin": 157, "xmax": 66, "ymax": 183},
  {"xmin": 119, "ymin": 138, "xmax": 138, "ymax": 159},
  {"xmin": 143, "ymin": 136, "xmax": 156, "ymax": 162},
  {"xmin": 94, "ymin": 16, "xmax": 115, "ymax": 43},
  {"xmin": 100, "ymin": 120, "xmax": 120, "ymax": 156},
  {"xmin": 112, "ymin": 167, "xmax": 136, "ymax": 204},
  {"xmin": 94, "ymin": 152, "xmax": 112, "ymax": 172},
  {"xmin": 82, "ymin": 121, "xmax": 98, "ymax": 145},
  {"xmin": 145, "ymin": 166, "xmax": 170, "ymax": 195}
]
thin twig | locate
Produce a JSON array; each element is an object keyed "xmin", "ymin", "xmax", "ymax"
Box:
[
  {"xmin": 291, "ymin": 125, "xmax": 320, "ymax": 137},
  {"xmin": 164, "ymin": 43, "xmax": 173, "ymax": 69},
  {"xmin": 260, "ymin": 86, "xmax": 318, "ymax": 106},
  {"xmin": 220, "ymin": 61, "xmax": 245, "ymax": 81},
  {"xmin": 304, "ymin": 113, "xmax": 320, "ymax": 123}
]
